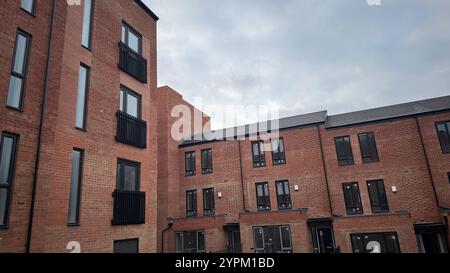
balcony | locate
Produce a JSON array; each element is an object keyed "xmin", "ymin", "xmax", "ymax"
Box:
[
  {"xmin": 118, "ymin": 42, "xmax": 147, "ymax": 83},
  {"xmin": 112, "ymin": 190, "xmax": 146, "ymax": 226},
  {"xmin": 116, "ymin": 111, "xmax": 147, "ymax": 148}
]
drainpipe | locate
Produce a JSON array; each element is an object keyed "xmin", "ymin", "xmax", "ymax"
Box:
[
  {"xmin": 161, "ymin": 222, "xmax": 173, "ymax": 253},
  {"xmin": 26, "ymin": 0, "xmax": 57, "ymax": 253},
  {"xmin": 238, "ymin": 140, "xmax": 247, "ymax": 212},
  {"xmin": 317, "ymin": 125, "xmax": 334, "ymax": 216}
]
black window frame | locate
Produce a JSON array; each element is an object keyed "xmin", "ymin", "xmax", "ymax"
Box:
[
  {"xmin": 351, "ymin": 232, "xmax": 401, "ymax": 253},
  {"xmin": 252, "ymin": 141, "xmax": 266, "ymax": 167},
  {"xmin": 0, "ymin": 132, "xmax": 19, "ymax": 228},
  {"xmin": 113, "ymin": 238, "xmax": 139, "ymax": 253},
  {"xmin": 367, "ymin": 180, "xmax": 390, "ymax": 214},
  {"xmin": 202, "ymin": 188, "xmax": 215, "ymax": 216},
  {"xmin": 271, "ymin": 138, "xmax": 286, "ymax": 165},
  {"xmin": 116, "ymin": 158, "xmax": 140, "ymax": 192},
  {"xmin": 275, "ymin": 180, "xmax": 292, "ymax": 210},
  {"xmin": 201, "ymin": 148, "xmax": 213, "ymax": 174},
  {"xmin": 75, "ymin": 63, "xmax": 90, "ymax": 130},
  {"xmin": 358, "ymin": 132, "xmax": 379, "ymax": 163},
  {"xmin": 436, "ymin": 121, "xmax": 450, "ymax": 154},
  {"xmin": 67, "ymin": 148, "xmax": 84, "ymax": 226},
  {"xmin": 342, "ymin": 182, "xmax": 363, "ymax": 215},
  {"xmin": 121, "ymin": 21, "xmax": 142, "ymax": 55},
  {"xmin": 175, "ymin": 230, "xmax": 205, "ymax": 253},
  {"xmin": 6, "ymin": 29, "xmax": 32, "ymax": 111},
  {"xmin": 119, "ymin": 85, "xmax": 142, "ymax": 118},
  {"xmin": 81, "ymin": 0, "xmax": 95, "ymax": 49},
  {"xmin": 334, "ymin": 136, "xmax": 354, "ymax": 166},
  {"xmin": 186, "ymin": 190, "xmax": 197, "ymax": 217},
  {"xmin": 253, "ymin": 225, "xmax": 293, "ymax": 253},
  {"xmin": 20, "ymin": 0, "xmax": 37, "ymax": 16},
  {"xmin": 447, "ymin": 172, "xmax": 450, "ymax": 184},
  {"xmin": 185, "ymin": 151, "xmax": 196, "ymax": 176},
  {"xmin": 256, "ymin": 182, "xmax": 271, "ymax": 211}
]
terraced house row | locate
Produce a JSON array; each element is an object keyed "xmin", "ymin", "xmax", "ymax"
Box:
[{"xmin": 0, "ymin": 0, "xmax": 449, "ymax": 253}]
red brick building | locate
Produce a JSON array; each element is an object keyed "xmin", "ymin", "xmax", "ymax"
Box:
[{"xmin": 0, "ymin": 0, "xmax": 449, "ymax": 253}]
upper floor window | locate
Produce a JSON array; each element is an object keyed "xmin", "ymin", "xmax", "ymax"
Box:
[
  {"xmin": 275, "ymin": 180, "xmax": 292, "ymax": 210},
  {"xmin": 203, "ymin": 188, "xmax": 215, "ymax": 216},
  {"xmin": 6, "ymin": 30, "xmax": 31, "ymax": 110},
  {"xmin": 68, "ymin": 149, "xmax": 84, "ymax": 225},
  {"xmin": 334, "ymin": 136, "xmax": 354, "ymax": 166},
  {"xmin": 256, "ymin": 182, "xmax": 270, "ymax": 211},
  {"xmin": 201, "ymin": 149, "xmax": 213, "ymax": 174},
  {"xmin": 252, "ymin": 141, "xmax": 266, "ymax": 167},
  {"xmin": 116, "ymin": 159, "xmax": 140, "ymax": 192},
  {"xmin": 0, "ymin": 133, "xmax": 19, "ymax": 227},
  {"xmin": 186, "ymin": 190, "xmax": 197, "ymax": 217},
  {"xmin": 367, "ymin": 180, "xmax": 389, "ymax": 214},
  {"xmin": 75, "ymin": 64, "xmax": 90, "ymax": 130},
  {"xmin": 81, "ymin": 0, "xmax": 94, "ymax": 48},
  {"xmin": 436, "ymin": 121, "xmax": 450, "ymax": 154},
  {"xmin": 185, "ymin": 151, "xmax": 196, "ymax": 176},
  {"xmin": 121, "ymin": 22, "xmax": 142, "ymax": 54},
  {"xmin": 448, "ymin": 172, "xmax": 450, "ymax": 184},
  {"xmin": 358, "ymin": 132, "xmax": 379, "ymax": 163},
  {"xmin": 342, "ymin": 182, "xmax": 363, "ymax": 215},
  {"xmin": 21, "ymin": 0, "xmax": 36, "ymax": 15},
  {"xmin": 271, "ymin": 138, "xmax": 286, "ymax": 165},
  {"xmin": 119, "ymin": 86, "xmax": 141, "ymax": 118}
]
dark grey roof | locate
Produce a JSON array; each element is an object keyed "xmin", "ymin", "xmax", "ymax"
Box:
[
  {"xmin": 326, "ymin": 95, "xmax": 450, "ymax": 128},
  {"xmin": 135, "ymin": 0, "xmax": 159, "ymax": 21}
]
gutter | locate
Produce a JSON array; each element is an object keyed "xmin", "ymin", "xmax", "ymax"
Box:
[
  {"xmin": 317, "ymin": 125, "xmax": 334, "ymax": 216},
  {"xmin": 161, "ymin": 222, "xmax": 173, "ymax": 253},
  {"xmin": 238, "ymin": 141, "xmax": 248, "ymax": 212},
  {"xmin": 25, "ymin": 0, "xmax": 57, "ymax": 253}
]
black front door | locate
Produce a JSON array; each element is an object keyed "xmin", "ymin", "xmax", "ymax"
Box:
[
  {"xmin": 415, "ymin": 224, "xmax": 448, "ymax": 253},
  {"xmin": 309, "ymin": 220, "xmax": 336, "ymax": 253},
  {"xmin": 228, "ymin": 230, "xmax": 242, "ymax": 253}
]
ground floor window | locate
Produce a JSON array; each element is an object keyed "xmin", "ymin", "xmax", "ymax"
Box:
[
  {"xmin": 351, "ymin": 232, "xmax": 400, "ymax": 253},
  {"xmin": 175, "ymin": 230, "xmax": 205, "ymax": 253},
  {"xmin": 415, "ymin": 224, "xmax": 448, "ymax": 253},
  {"xmin": 113, "ymin": 238, "xmax": 139, "ymax": 253},
  {"xmin": 253, "ymin": 225, "xmax": 292, "ymax": 253}
]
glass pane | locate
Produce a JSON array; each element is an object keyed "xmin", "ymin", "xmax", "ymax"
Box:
[
  {"xmin": 253, "ymin": 228, "xmax": 264, "ymax": 250},
  {"xmin": 121, "ymin": 25, "xmax": 126, "ymax": 43},
  {"xmin": 128, "ymin": 31, "xmax": 140, "ymax": 53},
  {"xmin": 6, "ymin": 76, "xmax": 23, "ymax": 108},
  {"xmin": 0, "ymin": 137, "xmax": 14, "ymax": 186},
  {"xmin": 119, "ymin": 90, "xmax": 124, "ymax": 112},
  {"xmin": 13, "ymin": 34, "xmax": 28, "ymax": 74},
  {"xmin": 0, "ymin": 188, "xmax": 8, "ymax": 226},
  {"xmin": 21, "ymin": 0, "xmax": 34, "ymax": 13},
  {"xmin": 124, "ymin": 165, "xmax": 137, "ymax": 191},
  {"xmin": 81, "ymin": 0, "xmax": 92, "ymax": 48},
  {"xmin": 75, "ymin": 66, "xmax": 88, "ymax": 129},
  {"xmin": 281, "ymin": 226, "xmax": 292, "ymax": 248},
  {"xmin": 175, "ymin": 233, "xmax": 183, "ymax": 252},
  {"xmin": 184, "ymin": 231, "xmax": 197, "ymax": 253},
  {"xmin": 68, "ymin": 150, "xmax": 81, "ymax": 224},
  {"xmin": 126, "ymin": 94, "xmax": 139, "ymax": 117},
  {"xmin": 197, "ymin": 231, "xmax": 205, "ymax": 252},
  {"xmin": 279, "ymin": 139, "xmax": 284, "ymax": 152},
  {"xmin": 252, "ymin": 143, "xmax": 259, "ymax": 156}
]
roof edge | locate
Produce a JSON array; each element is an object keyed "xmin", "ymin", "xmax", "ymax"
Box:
[{"xmin": 135, "ymin": 0, "xmax": 159, "ymax": 21}]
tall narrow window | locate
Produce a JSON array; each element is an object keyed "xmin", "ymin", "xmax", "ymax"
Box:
[
  {"xmin": 119, "ymin": 86, "xmax": 141, "ymax": 118},
  {"xmin": 203, "ymin": 188, "xmax": 215, "ymax": 216},
  {"xmin": 75, "ymin": 64, "xmax": 89, "ymax": 130},
  {"xmin": 21, "ymin": 0, "xmax": 36, "ymax": 15},
  {"xmin": 201, "ymin": 149, "xmax": 213, "ymax": 174},
  {"xmin": 358, "ymin": 132, "xmax": 379, "ymax": 163},
  {"xmin": 185, "ymin": 151, "xmax": 196, "ymax": 176},
  {"xmin": 81, "ymin": 0, "xmax": 94, "ymax": 48},
  {"xmin": 68, "ymin": 149, "xmax": 84, "ymax": 225},
  {"xmin": 121, "ymin": 22, "xmax": 142, "ymax": 54},
  {"xmin": 116, "ymin": 159, "xmax": 140, "ymax": 191},
  {"xmin": 252, "ymin": 141, "xmax": 266, "ymax": 167},
  {"xmin": 0, "ymin": 133, "xmax": 19, "ymax": 227},
  {"xmin": 186, "ymin": 190, "xmax": 197, "ymax": 217},
  {"xmin": 447, "ymin": 172, "xmax": 450, "ymax": 184},
  {"xmin": 6, "ymin": 30, "xmax": 31, "ymax": 110},
  {"xmin": 367, "ymin": 180, "xmax": 389, "ymax": 213},
  {"xmin": 256, "ymin": 182, "xmax": 270, "ymax": 211},
  {"xmin": 334, "ymin": 136, "xmax": 354, "ymax": 166},
  {"xmin": 271, "ymin": 138, "xmax": 286, "ymax": 165},
  {"xmin": 275, "ymin": 180, "xmax": 291, "ymax": 210},
  {"xmin": 342, "ymin": 182, "xmax": 363, "ymax": 215},
  {"xmin": 436, "ymin": 121, "xmax": 450, "ymax": 154}
]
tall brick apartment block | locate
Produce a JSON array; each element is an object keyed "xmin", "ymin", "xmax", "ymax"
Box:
[{"xmin": 0, "ymin": 0, "xmax": 449, "ymax": 253}]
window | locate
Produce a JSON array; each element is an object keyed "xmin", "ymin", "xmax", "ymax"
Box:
[
  {"xmin": 119, "ymin": 86, "xmax": 141, "ymax": 118},
  {"xmin": 186, "ymin": 190, "xmax": 197, "ymax": 217},
  {"xmin": 121, "ymin": 22, "xmax": 142, "ymax": 54},
  {"xmin": 275, "ymin": 180, "xmax": 291, "ymax": 210},
  {"xmin": 21, "ymin": 0, "xmax": 36, "ymax": 15},
  {"xmin": 175, "ymin": 231, "xmax": 205, "ymax": 253},
  {"xmin": 6, "ymin": 30, "xmax": 31, "ymax": 110},
  {"xmin": 203, "ymin": 188, "xmax": 215, "ymax": 216},
  {"xmin": 253, "ymin": 226, "xmax": 292, "ymax": 253},
  {"xmin": 448, "ymin": 172, "xmax": 450, "ymax": 184},
  {"xmin": 436, "ymin": 121, "xmax": 450, "ymax": 153},
  {"xmin": 334, "ymin": 136, "xmax": 354, "ymax": 166},
  {"xmin": 81, "ymin": 0, "xmax": 94, "ymax": 48},
  {"xmin": 185, "ymin": 152, "xmax": 196, "ymax": 176},
  {"xmin": 252, "ymin": 141, "xmax": 266, "ymax": 167},
  {"xmin": 68, "ymin": 149, "xmax": 84, "ymax": 225},
  {"xmin": 75, "ymin": 64, "xmax": 90, "ymax": 130},
  {"xmin": 116, "ymin": 159, "xmax": 140, "ymax": 191},
  {"xmin": 351, "ymin": 232, "xmax": 400, "ymax": 253},
  {"xmin": 201, "ymin": 149, "xmax": 213, "ymax": 174},
  {"xmin": 256, "ymin": 182, "xmax": 270, "ymax": 211},
  {"xmin": 271, "ymin": 138, "xmax": 286, "ymax": 165},
  {"xmin": 358, "ymin": 132, "xmax": 379, "ymax": 163},
  {"xmin": 113, "ymin": 239, "xmax": 139, "ymax": 253},
  {"xmin": 342, "ymin": 182, "xmax": 363, "ymax": 215},
  {"xmin": 367, "ymin": 180, "xmax": 389, "ymax": 213},
  {"xmin": 0, "ymin": 133, "xmax": 19, "ymax": 227}
]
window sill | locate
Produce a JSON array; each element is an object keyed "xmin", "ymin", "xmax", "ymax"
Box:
[
  {"xmin": 0, "ymin": 225, "xmax": 9, "ymax": 230},
  {"xmin": 253, "ymin": 164, "xmax": 266, "ymax": 168},
  {"xmin": 6, "ymin": 105, "xmax": 24, "ymax": 112},
  {"xmin": 21, "ymin": 8, "xmax": 36, "ymax": 17},
  {"xmin": 81, "ymin": 45, "xmax": 92, "ymax": 52},
  {"xmin": 75, "ymin": 127, "xmax": 87, "ymax": 132},
  {"xmin": 67, "ymin": 223, "xmax": 80, "ymax": 227},
  {"xmin": 273, "ymin": 161, "xmax": 286, "ymax": 166},
  {"xmin": 185, "ymin": 173, "xmax": 196, "ymax": 177}
]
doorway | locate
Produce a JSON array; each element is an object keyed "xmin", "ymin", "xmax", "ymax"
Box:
[
  {"xmin": 308, "ymin": 219, "xmax": 336, "ymax": 253},
  {"xmin": 415, "ymin": 224, "xmax": 448, "ymax": 253}
]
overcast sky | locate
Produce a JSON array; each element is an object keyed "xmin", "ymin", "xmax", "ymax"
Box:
[{"xmin": 143, "ymin": 0, "xmax": 450, "ymax": 129}]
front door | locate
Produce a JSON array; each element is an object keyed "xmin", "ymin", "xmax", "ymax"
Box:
[
  {"xmin": 228, "ymin": 230, "xmax": 242, "ymax": 253},
  {"xmin": 309, "ymin": 220, "xmax": 336, "ymax": 253},
  {"xmin": 415, "ymin": 223, "xmax": 448, "ymax": 253}
]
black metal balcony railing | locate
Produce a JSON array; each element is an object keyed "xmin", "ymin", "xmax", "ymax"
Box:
[
  {"xmin": 118, "ymin": 42, "xmax": 148, "ymax": 83},
  {"xmin": 112, "ymin": 190, "xmax": 146, "ymax": 226},
  {"xmin": 116, "ymin": 111, "xmax": 147, "ymax": 148}
]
